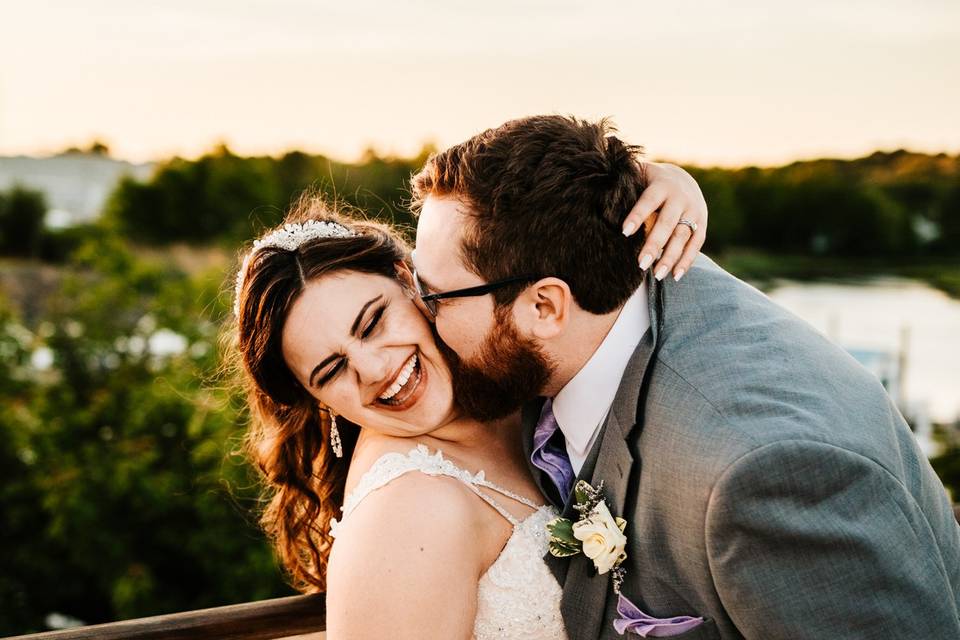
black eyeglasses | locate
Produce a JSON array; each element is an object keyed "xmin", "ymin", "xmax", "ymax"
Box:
[{"xmin": 412, "ymin": 268, "xmax": 542, "ymax": 317}]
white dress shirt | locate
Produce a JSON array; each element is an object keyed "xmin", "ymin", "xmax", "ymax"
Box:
[{"xmin": 552, "ymin": 282, "xmax": 650, "ymax": 474}]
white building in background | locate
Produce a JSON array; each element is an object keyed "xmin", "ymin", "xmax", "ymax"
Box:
[{"xmin": 0, "ymin": 154, "xmax": 154, "ymax": 227}]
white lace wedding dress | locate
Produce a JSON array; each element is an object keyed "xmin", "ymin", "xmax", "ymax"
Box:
[{"xmin": 330, "ymin": 444, "xmax": 569, "ymax": 639}]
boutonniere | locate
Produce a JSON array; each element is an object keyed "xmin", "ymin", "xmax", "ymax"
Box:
[
  {"xmin": 546, "ymin": 480, "xmax": 705, "ymax": 637},
  {"xmin": 546, "ymin": 479, "xmax": 628, "ymax": 592}
]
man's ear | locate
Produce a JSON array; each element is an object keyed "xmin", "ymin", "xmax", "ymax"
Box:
[{"xmin": 513, "ymin": 277, "xmax": 571, "ymax": 340}]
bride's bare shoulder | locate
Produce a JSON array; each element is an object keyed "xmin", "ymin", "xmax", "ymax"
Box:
[
  {"xmin": 327, "ymin": 437, "xmax": 485, "ymax": 637},
  {"xmin": 341, "ymin": 432, "xmax": 482, "ymax": 522},
  {"xmin": 333, "ymin": 432, "xmax": 492, "ymax": 562}
]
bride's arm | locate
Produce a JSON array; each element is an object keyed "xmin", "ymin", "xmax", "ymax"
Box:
[
  {"xmin": 627, "ymin": 162, "xmax": 709, "ymax": 282},
  {"xmin": 326, "ymin": 473, "xmax": 487, "ymax": 639}
]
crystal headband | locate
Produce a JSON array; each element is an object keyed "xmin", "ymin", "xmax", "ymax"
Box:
[{"xmin": 233, "ymin": 220, "xmax": 358, "ymax": 317}]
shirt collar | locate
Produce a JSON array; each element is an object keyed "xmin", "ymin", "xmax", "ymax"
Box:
[{"xmin": 552, "ymin": 281, "xmax": 650, "ymax": 458}]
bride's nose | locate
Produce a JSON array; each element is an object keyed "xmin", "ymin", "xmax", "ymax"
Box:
[{"xmin": 350, "ymin": 347, "xmax": 391, "ymax": 387}]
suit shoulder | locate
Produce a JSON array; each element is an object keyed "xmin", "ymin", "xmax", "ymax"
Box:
[{"xmin": 651, "ymin": 258, "xmax": 895, "ymax": 445}]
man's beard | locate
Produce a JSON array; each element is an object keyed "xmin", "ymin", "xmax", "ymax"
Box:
[{"xmin": 435, "ymin": 309, "xmax": 554, "ymax": 422}]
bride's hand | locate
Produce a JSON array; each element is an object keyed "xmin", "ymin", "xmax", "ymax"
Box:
[{"xmin": 622, "ymin": 162, "xmax": 708, "ymax": 282}]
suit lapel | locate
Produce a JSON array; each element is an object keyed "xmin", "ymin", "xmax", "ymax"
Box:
[
  {"xmin": 558, "ymin": 410, "xmax": 634, "ymax": 640},
  {"xmin": 557, "ymin": 278, "xmax": 664, "ymax": 640}
]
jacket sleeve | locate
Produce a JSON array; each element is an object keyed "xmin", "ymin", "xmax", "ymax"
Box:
[{"xmin": 705, "ymin": 439, "xmax": 960, "ymax": 639}]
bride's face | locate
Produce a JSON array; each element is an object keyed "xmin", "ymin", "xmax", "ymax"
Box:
[{"xmin": 281, "ymin": 270, "xmax": 458, "ymax": 437}]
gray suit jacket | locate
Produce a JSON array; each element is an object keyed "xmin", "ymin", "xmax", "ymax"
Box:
[{"xmin": 523, "ymin": 255, "xmax": 960, "ymax": 639}]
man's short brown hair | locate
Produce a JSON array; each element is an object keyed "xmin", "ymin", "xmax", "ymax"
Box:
[{"xmin": 411, "ymin": 115, "xmax": 648, "ymax": 314}]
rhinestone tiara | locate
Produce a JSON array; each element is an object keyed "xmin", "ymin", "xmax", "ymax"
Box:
[{"xmin": 233, "ymin": 220, "xmax": 358, "ymax": 317}]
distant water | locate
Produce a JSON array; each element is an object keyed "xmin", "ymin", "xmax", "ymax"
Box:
[{"xmin": 764, "ymin": 278, "xmax": 960, "ymax": 430}]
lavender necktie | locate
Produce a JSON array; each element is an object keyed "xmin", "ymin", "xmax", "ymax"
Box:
[{"xmin": 530, "ymin": 399, "xmax": 575, "ymax": 505}]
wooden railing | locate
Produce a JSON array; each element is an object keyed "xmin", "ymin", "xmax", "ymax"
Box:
[{"xmin": 2, "ymin": 594, "xmax": 325, "ymax": 640}]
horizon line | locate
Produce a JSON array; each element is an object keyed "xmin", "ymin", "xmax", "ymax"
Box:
[{"xmin": 3, "ymin": 142, "xmax": 960, "ymax": 172}]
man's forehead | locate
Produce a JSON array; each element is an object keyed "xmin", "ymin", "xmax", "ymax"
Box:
[
  {"xmin": 414, "ymin": 196, "xmax": 470, "ymax": 273},
  {"xmin": 416, "ymin": 195, "xmax": 469, "ymax": 237}
]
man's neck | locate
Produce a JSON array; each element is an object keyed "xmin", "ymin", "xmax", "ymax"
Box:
[{"xmin": 541, "ymin": 305, "xmax": 622, "ymax": 397}]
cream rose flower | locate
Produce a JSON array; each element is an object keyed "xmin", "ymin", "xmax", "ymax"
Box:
[{"xmin": 571, "ymin": 500, "xmax": 627, "ymax": 574}]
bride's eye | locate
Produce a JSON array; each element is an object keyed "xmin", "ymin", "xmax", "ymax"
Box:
[
  {"xmin": 316, "ymin": 302, "xmax": 388, "ymax": 388},
  {"xmin": 361, "ymin": 302, "xmax": 387, "ymax": 339},
  {"xmin": 317, "ymin": 359, "xmax": 344, "ymax": 386}
]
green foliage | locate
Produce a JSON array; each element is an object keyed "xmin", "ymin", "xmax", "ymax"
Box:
[
  {"xmin": 99, "ymin": 147, "xmax": 960, "ymax": 264},
  {"xmin": 546, "ymin": 518, "xmax": 581, "ymax": 558},
  {"xmin": 0, "ymin": 186, "xmax": 99, "ymax": 262},
  {"xmin": 930, "ymin": 434, "xmax": 960, "ymax": 503},
  {"xmin": 37, "ymin": 223, "xmax": 103, "ymax": 263},
  {"xmin": 0, "ymin": 185, "xmax": 47, "ymax": 257},
  {"xmin": 686, "ymin": 168, "xmax": 742, "ymax": 251},
  {"xmin": 935, "ymin": 180, "xmax": 960, "ymax": 254},
  {"xmin": 104, "ymin": 145, "xmax": 421, "ymax": 246},
  {"xmin": 104, "ymin": 147, "xmax": 282, "ymax": 244},
  {"xmin": 715, "ymin": 151, "xmax": 960, "ymax": 259},
  {"xmin": 0, "ymin": 234, "xmax": 289, "ymax": 634}
]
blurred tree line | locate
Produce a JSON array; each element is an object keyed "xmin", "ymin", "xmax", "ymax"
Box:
[
  {"xmin": 103, "ymin": 147, "xmax": 960, "ymax": 259},
  {"xmin": 1, "ymin": 146, "xmax": 959, "ymax": 633},
  {"xmin": 102, "ymin": 144, "xmax": 428, "ymax": 246},
  {"xmin": 689, "ymin": 150, "xmax": 960, "ymax": 257},
  {"xmin": 5, "ymin": 147, "xmax": 960, "ymax": 261}
]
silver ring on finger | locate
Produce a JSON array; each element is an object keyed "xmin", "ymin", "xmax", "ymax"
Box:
[{"xmin": 678, "ymin": 219, "xmax": 698, "ymax": 233}]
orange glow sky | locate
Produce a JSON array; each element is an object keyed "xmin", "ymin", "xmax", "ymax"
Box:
[{"xmin": 2, "ymin": 0, "xmax": 958, "ymax": 166}]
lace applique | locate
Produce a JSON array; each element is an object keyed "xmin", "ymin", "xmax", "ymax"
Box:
[
  {"xmin": 339, "ymin": 444, "xmax": 484, "ymax": 522},
  {"xmin": 336, "ymin": 444, "xmax": 542, "ymax": 529}
]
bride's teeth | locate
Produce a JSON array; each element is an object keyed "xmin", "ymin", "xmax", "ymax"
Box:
[{"xmin": 379, "ymin": 354, "xmax": 418, "ymax": 401}]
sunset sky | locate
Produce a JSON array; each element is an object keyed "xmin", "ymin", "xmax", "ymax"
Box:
[{"xmin": 2, "ymin": 0, "xmax": 958, "ymax": 166}]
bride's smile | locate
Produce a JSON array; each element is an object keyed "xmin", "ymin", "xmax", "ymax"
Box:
[{"xmin": 375, "ymin": 352, "xmax": 424, "ymax": 409}]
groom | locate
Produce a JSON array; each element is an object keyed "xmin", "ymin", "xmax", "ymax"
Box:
[{"xmin": 410, "ymin": 115, "xmax": 960, "ymax": 639}]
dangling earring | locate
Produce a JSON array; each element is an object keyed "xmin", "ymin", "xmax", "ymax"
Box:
[{"xmin": 329, "ymin": 411, "xmax": 343, "ymax": 458}]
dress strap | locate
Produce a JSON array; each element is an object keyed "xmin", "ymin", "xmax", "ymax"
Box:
[
  {"xmin": 472, "ymin": 477, "xmax": 542, "ymax": 511},
  {"xmin": 462, "ymin": 484, "xmax": 520, "ymax": 527},
  {"xmin": 332, "ymin": 444, "xmax": 541, "ymax": 536}
]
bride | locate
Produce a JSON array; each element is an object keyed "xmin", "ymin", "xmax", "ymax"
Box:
[{"xmin": 231, "ymin": 169, "xmax": 707, "ymax": 638}]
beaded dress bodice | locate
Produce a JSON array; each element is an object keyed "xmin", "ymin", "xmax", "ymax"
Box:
[{"xmin": 330, "ymin": 444, "xmax": 568, "ymax": 640}]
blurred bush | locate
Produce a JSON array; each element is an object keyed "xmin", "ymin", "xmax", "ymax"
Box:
[
  {"xmin": 0, "ymin": 185, "xmax": 47, "ymax": 257},
  {"xmin": 0, "ymin": 234, "xmax": 289, "ymax": 634}
]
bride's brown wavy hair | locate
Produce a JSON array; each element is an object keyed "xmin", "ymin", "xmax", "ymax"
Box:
[{"xmin": 229, "ymin": 194, "xmax": 409, "ymax": 592}]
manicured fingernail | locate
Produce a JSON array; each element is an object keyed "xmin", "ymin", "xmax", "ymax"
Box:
[
  {"xmin": 674, "ymin": 268, "xmax": 685, "ymax": 282},
  {"xmin": 622, "ymin": 221, "xmax": 637, "ymax": 237},
  {"xmin": 639, "ymin": 254, "xmax": 653, "ymax": 270},
  {"xmin": 655, "ymin": 266, "xmax": 668, "ymax": 281}
]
